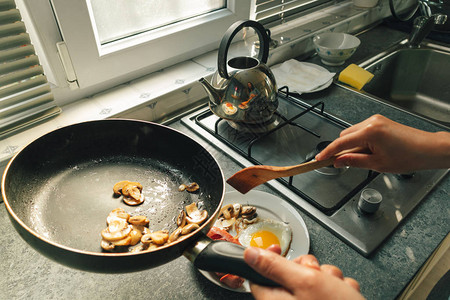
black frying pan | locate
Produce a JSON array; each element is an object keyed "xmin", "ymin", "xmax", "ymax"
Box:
[{"xmin": 2, "ymin": 119, "xmax": 276, "ymax": 285}]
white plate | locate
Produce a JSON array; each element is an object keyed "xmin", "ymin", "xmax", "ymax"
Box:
[
  {"xmin": 198, "ymin": 190, "xmax": 310, "ymax": 293},
  {"xmin": 301, "ymin": 62, "xmax": 333, "ymax": 93},
  {"xmin": 272, "ymin": 60, "xmax": 334, "ymax": 94}
]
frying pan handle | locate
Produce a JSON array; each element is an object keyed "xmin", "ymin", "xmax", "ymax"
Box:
[{"xmin": 193, "ymin": 240, "xmax": 279, "ymax": 287}]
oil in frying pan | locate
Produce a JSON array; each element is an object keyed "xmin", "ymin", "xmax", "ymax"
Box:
[{"xmin": 25, "ymin": 155, "xmax": 207, "ymax": 252}]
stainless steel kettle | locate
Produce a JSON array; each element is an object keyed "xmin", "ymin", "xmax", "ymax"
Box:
[{"xmin": 199, "ymin": 20, "xmax": 278, "ymax": 125}]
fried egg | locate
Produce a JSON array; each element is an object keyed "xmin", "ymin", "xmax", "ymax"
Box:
[{"xmin": 238, "ymin": 218, "xmax": 292, "ymax": 256}]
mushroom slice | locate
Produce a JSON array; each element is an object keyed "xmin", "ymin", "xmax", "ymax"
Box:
[
  {"xmin": 147, "ymin": 243, "xmax": 159, "ymax": 251},
  {"xmin": 122, "ymin": 183, "xmax": 142, "ymax": 200},
  {"xmin": 112, "ymin": 235, "xmax": 132, "ymax": 246},
  {"xmin": 107, "ymin": 208, "xmax": 130, "ymax": 224},
  {"xmin": 176, "ymin": 210, "xmax": 186, "ymax": 228},
  {"xmin": 219, "ymin": 204, "xmax": 233, "ymax": 220},
  {"xmin": 235, "ymin": 217, "xmax": 258, "ymax": 235},
  {"xmin": 235, "ymin": 218, "xmax": 244, "ymax": 235},
  {"xmin": 231, "ymin": 203, "xmax": 242, "ymax": 218},
  {"xmin": 185, "ymin": 202, "xmax": 208, "ymax": 225},
  {"xmin": 131, "ymin": 224, "xmax": 149, "ymax": 235},
  {"xmin": 129, "ymin": 228, "xmax": 143, "ymax": 246},
  {"xmin": 147, "ymin": 230, "xmax": 170, "ymax": 246},
  {"xmin": 214, "ymin": 216, "xmax": 236, "ymax": 231},
  {"xmin": 123, "ymin": 194, "xmax": 145, "ymax": 206},
  {"xmin": 141, "ymin": 233, "xmax": 153, "ymax": 245},
  {"xmin": 108, "ymin": 218, "xmax": 129, "ymax": 233},
  {"xmin": 101, "ymin": 239, "xmax": 115, "ymax": 251},
  {"xmin": 213, "ymin": 217, "xmax": 225, "ymax": 229},
  {"xmin": 129, "ymin": 215, "xmax": 149, "ymax": 226},
  {"xmin": 186, "ymin": 210, "xmax": 208, "ymax": 225},
  {"xmin": 113, "ymin": 181, "xmax": 142, "ymax": 195},
  {"xmin": 185, "ymin": 182, "xmax": 200, "ymax": 192},
  {"xmin": 243, "ymin": 217, "xmax": 259, "ymax": 225},
  {"xmin": 185, "ymin": 203, "xmax": 198, "ymax": 216},
  {"xmin": 130, "ymin": 244, "xmax": 148, "ymax": 253},
  {"xmin": 141, "ymin": 231, "xmax": 169, "ymax": 246},
  {"xmin": 113, "ymin": 181, "xmax": 131, "ymax": 195},
  {"xmin": 216, "ymin": 217, "xmax": 236, "ymax": 231},
  {"xmin": 181, "ymin": 223, "xmax": 199, "ymax": 235},
  {"xmin": 168, "ymin": 227, "xmax": 183, "ymax": 243},
  {"xmin": 101, "ymin": 224, "xmax": 132, "ymax": 242},
  {"xmin": 241, "ymin": 205, "xmax": 257, "ymax": 218}
]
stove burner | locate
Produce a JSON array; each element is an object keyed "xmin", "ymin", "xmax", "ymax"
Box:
[
  {"xmin": 226, "ymin": 114, "xmax": 282, "ymax": 133},
  {"xmin": 305, "ymin": 141, "xmax": 348, "ymax": 176},
  {"xmin": 316, "ymin": 141, "xmax": 331, "ymax": 151},
  {"xmin": 315, "ymin": 165, "xmax": 348, "ymax": 176},
  {"xmin": 181, "ymin": 90, "xmax": 449, "ymax": 257}
]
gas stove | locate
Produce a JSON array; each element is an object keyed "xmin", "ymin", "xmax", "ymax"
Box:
[{"xmin": 181, "ymin": 88, "xmax": 448, "ymax": 256}]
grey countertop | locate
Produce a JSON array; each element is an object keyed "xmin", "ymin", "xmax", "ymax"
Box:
[{"xmin": 1, "ymin": 24, "xmax": 449, "ymax": 300}]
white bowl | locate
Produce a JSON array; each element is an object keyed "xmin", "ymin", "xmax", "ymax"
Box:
[{"xmin": 313, "ymin": 32, "xmax": 360, "ymax": 66}]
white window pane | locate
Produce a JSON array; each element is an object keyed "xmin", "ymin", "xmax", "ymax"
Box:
[
  {"xmin": 46, "ymin": 0, "xmax": 250, "ymax": 89},
  {"xmin": 90, "ymin": 0, "xmax": 226, "ymax": 44}
]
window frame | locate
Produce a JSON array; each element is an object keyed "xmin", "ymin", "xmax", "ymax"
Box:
[
  {"xmin": 45, "ymin": 0, "xmax": 251, "ymax": 89},
  {"xmin": 18, "ymin": 0, "xmax": 338, "ymax": 105}
]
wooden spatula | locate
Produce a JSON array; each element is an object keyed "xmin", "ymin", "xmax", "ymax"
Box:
[{"xmin": 226, "ymin": 149, "xmax": 358, "ymax": 194}]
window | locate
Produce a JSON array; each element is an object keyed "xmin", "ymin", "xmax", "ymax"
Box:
[
  {"xmin": 90, "ymin": 0, "xmax": 227, "ymax": 45},
  {"xmin": 19, "ymin": 0, "xmax": 332, "ymax": 103},
  {"xmin": 28, "ymin": 0, "xmax": 251, "ymax": 90}
]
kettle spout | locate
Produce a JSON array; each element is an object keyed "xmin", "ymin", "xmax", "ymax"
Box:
[{"xmin": 198, "ymin": 77, "xmax": 224, "ymax": 106}]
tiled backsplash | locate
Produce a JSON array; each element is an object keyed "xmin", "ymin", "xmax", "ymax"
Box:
[{"xmin": 0, "ymin": 0, "xmax": 408, "ymax": 172}]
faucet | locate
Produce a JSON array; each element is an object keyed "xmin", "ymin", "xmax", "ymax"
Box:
[{"xmin": 408, "ymin": 13, "xmax": 448, "ymax": 48}]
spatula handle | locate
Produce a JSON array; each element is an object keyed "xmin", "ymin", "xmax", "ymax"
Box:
[
  {"xmin": 278, "ymin": 157, "xmax": 336, "ymax": 177},
  {"xmin": 275, "ymin": 146, "xmax": 364, "ymax": 178}
]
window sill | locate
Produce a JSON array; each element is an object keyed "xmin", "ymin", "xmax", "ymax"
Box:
[{"xmin": 0, "ymin": 0, "xmax": 395, "ymax": 171}]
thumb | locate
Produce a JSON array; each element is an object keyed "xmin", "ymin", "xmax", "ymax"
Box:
[{"xmin": 244, "ymin": 247, "xmax": 313, "ymax": 290}]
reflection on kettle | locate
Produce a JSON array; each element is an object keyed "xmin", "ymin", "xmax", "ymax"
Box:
[
  {"xmin": 238, "ymin": 82, "xmax": 259, "ymax": 110},
  {"xmin": 198, "ymin": 20, "xmax": 278, "ymax": 126}
]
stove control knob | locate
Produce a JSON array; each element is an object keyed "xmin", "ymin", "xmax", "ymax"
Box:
[{"xmin": 358, "ymin": 188, "xmax": 382, "ymax": 214}]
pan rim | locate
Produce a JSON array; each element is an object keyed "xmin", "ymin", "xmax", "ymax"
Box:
[{"xmin": 1, "ymin": 118, "xmax": 225, "ymax": 258}]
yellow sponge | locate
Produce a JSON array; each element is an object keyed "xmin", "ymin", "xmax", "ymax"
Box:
[{"xmin": 338, "ymin": 64, "xmax": 374, "ymax": 90}]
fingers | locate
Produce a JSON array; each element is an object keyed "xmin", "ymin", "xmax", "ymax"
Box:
[
  {"xmin": 293, "ymin": 254, "xmax": 320, "ymax": 270},
  {"xmin": 344, "ymin": 277, "xmax": 361, "ymax": 292},
  {"xmin": 244, "ymin": 247, "xmax": 314, "ymax": 291},
  {"xmin": 340, "ymin": 114, "xmax": 386, "ymax": 137},
  {"xmin": 315, "ymin": 115, "xmax": 388, "ymax": 162},
  {"xmin": 297, "ymin": 256, "xmax": 360, "ymax": 292},
  {"xmin": 250, "ymin": 284, "xmax": 295, "ymax": 300},
  {"xmin": 316, "ymin": 131, "xmax": 370, "ymax": 161},
  {"xmin": 245, "ymin": 249, "xmax": 362, "ymax": 299},
  {"xmin": 266, "ymin": 244, "xmax": 282, "ymax": 255},
  {"xmin": 339, "ymin": 114, "xmax": 381, "ymax": 136},
  {"xmin": 333, "ymin": 153, "xmax": 375, "ymax": 169},
  {"xmin": 320, "ymin": 264, "xmax": 343, "ymax": 279}
]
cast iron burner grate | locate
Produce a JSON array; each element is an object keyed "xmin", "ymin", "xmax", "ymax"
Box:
[
  {"xmin": 181, "ymin": 87, "xmax": 448, "ymax": 256},
  {"xmin": 190, "ymin": 87, "xmax": 377, "ymax": 215}
]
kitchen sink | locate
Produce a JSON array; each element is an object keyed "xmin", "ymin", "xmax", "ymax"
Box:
[{"xmin": 342, "ymin": 40, "xmax": 450, "ymax": 127}]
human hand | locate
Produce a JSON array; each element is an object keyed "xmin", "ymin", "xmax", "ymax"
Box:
[
  {"xmin": 315, "ymin": 114, "xmax": 450, "ymax": 173},
  {"xmin": 243, "ymin": 247, "xmax": 364, "ymax": 300}
]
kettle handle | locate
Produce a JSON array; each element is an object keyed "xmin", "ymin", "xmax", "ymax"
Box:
[{"xmin": 218, "ymin": 20, "xmax": 270, "ymax": 80}]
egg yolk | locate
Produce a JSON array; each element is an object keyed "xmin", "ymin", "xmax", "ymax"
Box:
[{"xmin": 250, "ymin": 230, "xmax": 280, "ymax": 249}]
